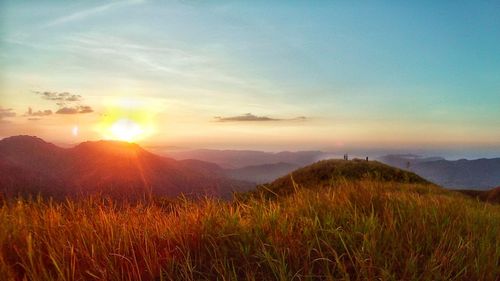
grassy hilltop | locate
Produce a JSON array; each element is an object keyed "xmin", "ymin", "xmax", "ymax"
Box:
[
  {"xmin": 1, "ymin": 160, "xmax": 499, "ymax": 280},
  {"xmin": 251, "ymin": 159, "xmax": 431, "ymax": 197}
]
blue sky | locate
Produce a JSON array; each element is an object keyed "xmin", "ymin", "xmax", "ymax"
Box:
[{"xmin": 0, "ymin": 1, "xmax": 499, "ymax": 155}]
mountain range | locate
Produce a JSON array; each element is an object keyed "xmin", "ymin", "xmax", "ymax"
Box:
[
  {"xmin": 223, "ymin": 162, "xmax": 301, "ymax": 184},
  {"xmin": 167, "ymin": 150, "xmax": 500, "ymax": 189},
  {"xmin": 1, "ymin": 136, "xmax": 499, "ymax": 200},
  {"xmin": 165, "ymin": 149, "xmax": 333, "ymax": 184},
  {"xmin": 378, "ymin": 154, "xmax": 500, "ymax": 189},
  {"xmin": 165, "ymin": 149, "xmax": 329, "ymax": 169},
  {"xmin": 0, "ymin": 136, "xmax": 251, "ymax": 199}
]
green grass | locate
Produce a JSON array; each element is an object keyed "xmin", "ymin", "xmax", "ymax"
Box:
[{"xmin": 1, "ymin": 180, "xmax": 499, "ymax": 280}]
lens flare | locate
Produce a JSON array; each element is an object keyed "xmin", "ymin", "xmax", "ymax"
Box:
[{"xmin": 72, "ymin": 126, "xmax": 79, "ymax": 137}]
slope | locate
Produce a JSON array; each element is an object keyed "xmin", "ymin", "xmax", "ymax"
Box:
[{"xmin": 257, "ymin": 159, "xmax": 432, "ymax": 196}]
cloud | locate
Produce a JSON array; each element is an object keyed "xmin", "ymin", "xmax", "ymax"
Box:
[
  {"xmin": 214, "ymin": 113, "xmax": 307, "ymax": 122},
  {"xmin": 56, "ymin": 106, "xmax": 94, "ymax": 114},
  {"xmin": 78, "ymin": 105, "xmax": 94, "ymax": 113},
  {"xmin": 44, "ymin": 0, "xmax": 145, "ymax": 28},
  {"xmin": 0, "ymin": 107, "xmax": 16, "ymax": 119},
  {"xmin": 56, "ymin": 107, "xmax": 78, "ymax": 114},
  {"xmin": 33, "ymin": 90, "xmax": 95, "ymax": 115},
  {"xmin": 35, "ymin": 91, "xmax": 82, "ymax": 103},
  {"xmin": 215, "ymin": 113, "xmax": 278, "ymax": 122},
  {"xmin": 25, "ymin": 107, "xmax": 53, "ymax": 117}
]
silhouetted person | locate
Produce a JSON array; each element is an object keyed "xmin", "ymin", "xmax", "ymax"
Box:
[
  {"xmin": 406, "ymin": 161, "xmax": 411, "ymax": 170},
  {"xmin": 366, "ymin": 157, "xmax": 369, "ymax": 161}
]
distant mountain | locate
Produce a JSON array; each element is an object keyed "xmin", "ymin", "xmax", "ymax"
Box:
[
  {"xmin": 165, "ymin": 149, "xmax": 329, "ymax": 169},
  {"xmin": 379, "ymin": 154, "xmax": 445, "ymax": 169},
  {"xmin": 0, "ymin": 136, "xmax": 252, "ymax": 199},
  {"xmin": 224, "ymin": 162, "xmax": 301, "ymax": 184},
  {"xmin": 258, "ymin": 159, "xmax": 430, "ymax": 196},
  {"xmin": 379, "ymin": 154, "xmax": 500, "ymax": 189}
]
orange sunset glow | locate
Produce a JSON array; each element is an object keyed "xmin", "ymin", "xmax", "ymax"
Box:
[
  {"xmin": 0, "ymin": 2, "xmax": 500, "ymax": 280},
  {"xmin": 93, "ymin": 99, "xmax": 158, "ymax": 142}
]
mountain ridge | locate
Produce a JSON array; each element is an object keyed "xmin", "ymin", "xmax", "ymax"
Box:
[
  {"xmin": 165, "ymin": 149, "xmax": 328, "ymax": 169},
  {"xmin": 379, "ymin": 154, "xmax": 500, "ymax": 189},
  {"xmin": 0, "ymin": 135, "xmax": 252, "ymax": 199}
]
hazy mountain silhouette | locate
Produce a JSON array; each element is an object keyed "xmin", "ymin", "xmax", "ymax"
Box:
[
  {"xmin": 378, "ymin": 154, "xmax": 445, "ymax": 168},
  {"xmin": 166, "ymin": 149, "xmax": 328, "ymax": 169},
  {"xmin": 379, "ymin": 154, "xmax": 500, "ymax": 189},
  {"xmin": 224, "ymin": 162, "xmax": 301, "ymax": 184},
  {"xmin": 0, "ymin": 136, "xmax": 252, "ymax": 199},
  {"xmin": 168, "ymin": 150, "xmax": 500, "ymax": 189}
]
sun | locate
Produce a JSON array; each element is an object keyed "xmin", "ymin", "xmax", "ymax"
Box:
[
  {"xmin": 109, "ymin": 118, "xmax": 144, "ymax": 142},
  {"xmin": 95, "ymin": 99, "xmax": 157, "ymax": 143}
]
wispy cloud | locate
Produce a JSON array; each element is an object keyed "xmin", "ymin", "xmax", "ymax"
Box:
[
  {"xmin": 3, "ymin": 31, "xmax": 258, "ymax": 92},
  {"xmin": 25, "ymin": 108, "xmax": 53, "ymax": 117},
  {"xmin": 56, "ymin": 106, "xmax": 94, "ymax": 114},
  {"xmin": 214, "ymin": 113, "xmax": 307, "ymax": 122},
  {"xmin": 60, "ymin": 33, "xmax": 260, "ymax": 88},
  {"xmin": 32, "ymin": 90, "xmax": 94, "ymax": 115},
  {"xmin": 65, "ymin": 34, "xmax": 213, "ymax": 78},
  {"xmin": 44, "ymin": 0, "xmax": 145, "ymax": 28},
  {"xmin": 0, "ymin": 107, "xmax": 16, "ymax": 122},
  {"xmin": 35, "ymin": 91, "xmax": 82, "ymax": 103}
]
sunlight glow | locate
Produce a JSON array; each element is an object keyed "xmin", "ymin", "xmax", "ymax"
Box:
[
  {"xmin": 109, "ymin": 119, "xmax": 144, "ymax": 142},
  {"xmin": 95, "ymin": 99, "xmax": 157, "ymax": 142}
]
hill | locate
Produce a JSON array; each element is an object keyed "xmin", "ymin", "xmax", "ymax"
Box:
[
  {"xmin": 259, "ymin": 159, "xmax": 431, "ymax": 196},
  {"xmin": 0, "ymin": 136, "xmax": 251, "ymax": 199},
  {"xmin": 379, "ymin": 154, "xmax": 500, "ymax": 189}
]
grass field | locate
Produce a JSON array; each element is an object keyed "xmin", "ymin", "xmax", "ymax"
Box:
[{"xmin": 1, "ymin": 180, "xmax": 499, "ymax": 280}]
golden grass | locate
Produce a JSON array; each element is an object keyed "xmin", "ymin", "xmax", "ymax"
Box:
[{"xmin": 1, "ymin": 181, "xmax": 499, "ymax": 280}]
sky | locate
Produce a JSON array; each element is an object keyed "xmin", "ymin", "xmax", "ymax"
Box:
[{"xmin": 0, "ymin": 1, "xmax": 499, "ymax": 157}]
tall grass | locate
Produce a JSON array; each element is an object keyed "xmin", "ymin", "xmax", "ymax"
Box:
[{"xmin": 1, "ymin": 181, "xmax": 499, "ymax": 280}]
